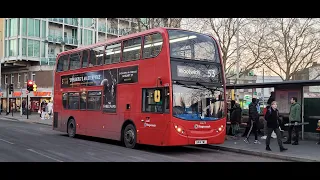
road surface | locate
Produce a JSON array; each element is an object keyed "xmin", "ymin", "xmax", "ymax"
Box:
[{"xmin": 0, "ymin": 119, "xmax": 287, "ymax": 162}]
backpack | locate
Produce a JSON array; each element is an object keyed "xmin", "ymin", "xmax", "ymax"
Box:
[{"xmin": 264, "ymin": 106, "xmax": 271, "ymax": 120}]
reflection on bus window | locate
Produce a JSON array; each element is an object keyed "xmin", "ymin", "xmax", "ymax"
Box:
[
  {"xmin": 168, "ymin": 30, "xmax": 219, "ymax": 62},
  {"xmin": 91, "ymin": 46, "xmax": 104, "ymax": 66},
  {"xmin": 62, "ymin": 93, "xmax": 67, "ymax": 109},
  {"xmin": 122, "ymin": 37, "xmax": 142, "ymax": 61},
  {"xmin": 105, "ymin": 43, "xmax": 121, "ymax": 64},
  {"xmin": 143, "ymin": 33, "xmax": 163, "ymax": 59},
  {"xmin": 69, "ymin": 52, "xmax": 81, "ymax": 70},
  {"xmin": 80, "ymin": 92, "xmax": 87, "ymax": 110},
  {"xmin": 172, "ymin": 84, "xmax": 224, "ymax": 121},
  {"xmin": 57, "ymin": 55, "xmax": 69, "ymax": 72},
  {"xmin": 68, "ymin": 92, "xmax": 80, "ymax": 110},
  {"xmin": 87, "ymin": 91, "xmax": 101, "ymax": 110},
  {"xmin": 82, "ymin": 50, "xmax": 89, "ymax": 68},
  {"xmin": 142, "ymin": 88, "xmax": 163, "ymax": 113}
]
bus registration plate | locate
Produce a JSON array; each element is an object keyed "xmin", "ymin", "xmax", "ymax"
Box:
[{"xmin": 195, "ymin": 140, "xmax": 207, "ymax": 144}]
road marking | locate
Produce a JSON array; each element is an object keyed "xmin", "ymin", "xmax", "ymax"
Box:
[
  {"xmin": 0, "ymin": 138, "xmax": 14, "ymax": 145},
  {"xmin": 27, "ymin": 149, "xmax": 63, "ymax": 162}
]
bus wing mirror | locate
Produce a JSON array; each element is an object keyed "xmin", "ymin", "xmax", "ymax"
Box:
[{"xmin": 154, "ymin": 90, "xmax": 161, "ymax": 103}]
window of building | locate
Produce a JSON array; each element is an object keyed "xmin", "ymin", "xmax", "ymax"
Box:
[
  {"xmin": 9, "ymin": 39, "xmax": 18, "ymax": 56},
  {"xmin": 27, "ymin": 40, "xmax": 40, "ymax": 57},
  {"xmin": 5, "ymin": 75, "xmax": 8, "ymax": 85},
  {"xmin": 41, "ymin": 41, "xmax": 45, "ymax": 57},
  {"xmin": 82, "ymin": 50, "xmax": 89, "ymax": 68},
  {"xmin": 143, "ymin": 33, "xmax": 163, "ymax": 59},
  {"xmin": 18, "ymin": 73, "xmax": 21, "ymax": 84},
  {"xmin": 11, "ymin": 74, "xmax": 14, "ymax": 84},
  {"xmin": 27, "ymin": 18, "xmax": 40, "ymax": 37},
  {"xmin": 22, "ymin": 39, "xmax": 27, "ymax": 56},
  {"xmin": 62, "ymin": 93, "xmax": 68, "ymax": 109},
  {"xmin": 105, "ymin": 42, "xmax": 121, "ymax": 64},
  {"xmin": 22, "ymin": 18, "xmax": 27, "ymax": 36},
  {"xmin": 24, "ymin": 73, "xmax": 28, "ymax": 84},
  {"xmin": 5, "ymin": 19, "xmax": 8, "ymax": 38},
  {"xmin": 69, "ymin": 52, "xmax": 81, "ymax": 70},
  {"xmin": 9, "ymin": 18, "xmax": 19, "ymax": 37},
  {"xmin": 87, "ymin": 91, "xmax": 101, "ymax": 110},
  {"xmin": 68, "ymin": 92, "xmax": 80, "ymax": 110},
  {"xmin": 56, "ymin": 55, "xmax": 69, "ymax": 72},
  {"xmin": 31, "ymin": 73, "xmax": 36, "ymax": 82},
  {"xmin": 142, "ymin": 88, "xmax": 163, "ymax": 113},
  {"xmin": 42, "ymin": 20, "xmax": 46, "ymax": 38},
  {"xmin": 122, "ymin": 37, "xmax": 142, "ymax": 61},
  {"xmin": 80, "ymin": 92, "xmax": 87, "ymax": 110}
]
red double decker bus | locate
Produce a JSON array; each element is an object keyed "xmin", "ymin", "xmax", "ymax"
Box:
[{"xmin": 53, "ymin": 27, "xmax": 227, "ymax": 148}]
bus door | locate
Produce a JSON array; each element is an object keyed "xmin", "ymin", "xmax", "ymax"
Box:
[{"xmin": 138, "ymin": 87, "xmax": 170, "ymax": 145}]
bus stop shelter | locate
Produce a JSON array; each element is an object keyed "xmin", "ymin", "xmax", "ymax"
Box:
[{"xmin": 226, "ymin": 80, "xmax": 320, "ymax": 140}]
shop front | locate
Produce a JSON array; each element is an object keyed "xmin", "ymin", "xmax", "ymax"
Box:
[{"xmin": 0, "ymin": 88, "xmax": 53, "ymax": 113}]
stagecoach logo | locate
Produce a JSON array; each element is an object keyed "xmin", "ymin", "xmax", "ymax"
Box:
[
  {"xmin": 194, "ymin": 124, "xmax": 211, "ymax": 129},
  {"xmin": 144, "ymin": 123, "xmax": 156, "ymax": 128}
]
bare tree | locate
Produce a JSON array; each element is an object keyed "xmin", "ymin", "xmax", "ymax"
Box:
[
  {"xmin": 182, "ymin": 18, "xmax": 261, "ymax": 79},
  {"xmin": 255, "ymin": 18, "xmax": 320, "ymax": 81},
  {"xmin": 134, "ymin": 18, "xmax": 182, "ymax": 32}
]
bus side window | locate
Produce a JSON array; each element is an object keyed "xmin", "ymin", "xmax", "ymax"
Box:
[
  {"xmin": 62, "ymin": 93, "xmax": 68, "ymax": 109},
  {"xmin": 80, "ymin": 91, "xmax": 87, "ymax": 110},
  {"xmin": 87, "ymin": 91, "xmax": 102, "ymax": 110},
  {"xmin": 69, "ymin": 52, "xmax": 81, "ymax": 70},
  {"xmin": 68, "ymin": 92, "xmax": 80, "ymax": 110},
  {"xmin": 91, "ymin": 46, "xmax": 104, "ymax": 66},
  {"xmin": 143, "ymin": 33, "xmax": 163, "ymax": 59},
  {"xmin": 56, "ymin": 55, "xmax": 69, "ymax": 72},
  {"xmin": 164, "ymin": 87, "xmax": 170, "ymax": 113},
  {"xmin": 142, "ymin": 88, "xmax": 164, "ymax": 113},
  {"xmin": 105, "ymin": 42, "xmax": 121, "ymax": 64},
  {"xmin": 81, "ymin": 50, "xmax": 89, "ymax": 68},
  {"xmin": 122, "ymin": 37, "xmax": 142, "ymax": 62},
  {"xmin": 89, "ymin": 49, "xmax": 97, "ymax": 66}
]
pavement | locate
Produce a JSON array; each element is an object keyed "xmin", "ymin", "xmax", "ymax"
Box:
[
  {"xmin": 207, "ymin": 135, "xmax": 320, "ymax": 162},
  {"xmin": 0, "ymin": 112, "xmax": 52, "ymax": 126},
  {"xmin": 0, "ymin": 119, "xmax": 285, "ymax": 162}
]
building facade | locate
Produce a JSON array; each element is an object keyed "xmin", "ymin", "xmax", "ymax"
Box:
[{"xmin": 0, "ymin": 18, "xmax": 180, "ymax": 113}]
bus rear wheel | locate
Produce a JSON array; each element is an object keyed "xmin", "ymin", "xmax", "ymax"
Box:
[
  {"xmin": 67, "ymin": 119, "xmax": 76, "ymax": 138},
  {"xmin": 123, "ymin": 124, "xmax": 137, "ymax": 149}
]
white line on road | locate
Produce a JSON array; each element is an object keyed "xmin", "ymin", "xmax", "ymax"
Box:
[
  {"xmin": 0, "ymin": 138, "xmax": 14, "ymax": 145},
  {"xmin": 27, "ymin": 149, "xmax": 63, "ymax": 162}
]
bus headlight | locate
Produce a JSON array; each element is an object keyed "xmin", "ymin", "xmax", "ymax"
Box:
[
  {"xmin": 174, "ymin": 124, "xmax": 186, "ymax": 135},
  {"xmin": 217, "ymin": 125, "xmax": 224, "ymax": 132}
]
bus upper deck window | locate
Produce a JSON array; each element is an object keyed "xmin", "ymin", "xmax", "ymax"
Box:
[{"xmin": 56, "ymin": 55, "xmax": 69, "ymax": 72}]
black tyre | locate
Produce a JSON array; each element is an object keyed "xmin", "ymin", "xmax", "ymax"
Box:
[
  {"xmin": 123, "ymin": 124, "xmax": 137, "ymax": 149},
  {"xmin": 67, "ymin": 119, "xmax": 76, "ymax": 138}
]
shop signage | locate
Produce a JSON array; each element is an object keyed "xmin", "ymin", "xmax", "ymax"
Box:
[{"xmin": 34, "ymin": 92, "xmax": 51, "ymax": 96}]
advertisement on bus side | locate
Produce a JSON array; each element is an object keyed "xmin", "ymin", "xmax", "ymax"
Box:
[{"xmin": 102, "ymin": 69, "xmax": 118, "ymax": 112}]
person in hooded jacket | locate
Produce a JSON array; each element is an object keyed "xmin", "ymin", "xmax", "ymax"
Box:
[
  {"xmin": 230, "ymin": 103, "xmax": 242, "ymax": 137},
  {"xmin": 265, "ymin": 101, "xmax": 287, "ymax": 152},
  {"xmin": 244, "ymin": 98, "xmax": 261, "ymax": 144}
]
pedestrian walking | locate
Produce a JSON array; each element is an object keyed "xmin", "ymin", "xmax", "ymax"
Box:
[
  {"xmin": 230, "ymin": 103, "xmax": 242, "ymax": 138},
  {"xmin": 265, "ymin": 101, "xmax": 287, "ymax": 152},
  {"xmin": 284, "ymin": 97, "xmax": 301, "ymax": 145},
  {"xmin": 244, "ymin": 98, "xmax": 261, "ymax": 144}
]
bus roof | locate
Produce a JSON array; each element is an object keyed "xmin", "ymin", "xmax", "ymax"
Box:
[{"xmin": 56, "ymin": 27, "xmax": 211, "ymax": 57}]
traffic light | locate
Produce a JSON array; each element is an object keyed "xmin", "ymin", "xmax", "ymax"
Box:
[
  {"xmin": 9, "ymin": 84, "xmax": 14, "ymax": 94},
  {"xmin": 27, "ymin": 80, "xmax": 34, "ymax": 92},
  {"xmin": 33, "ymin": 83, "xmax": 37, "ymax": 92}
]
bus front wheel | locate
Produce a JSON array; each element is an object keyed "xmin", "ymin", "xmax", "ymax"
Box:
[
  {"xmin": 67, "ymin": 119, "xmax": 76, "ymax": 138},
  {"xmin": 123, "ymin": 124, "xmax": 137, "ymax": 149}
]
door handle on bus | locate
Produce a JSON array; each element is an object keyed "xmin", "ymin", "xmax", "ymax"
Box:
[{"xmin": 141, "ymin": 119, "xmax": 145, "ymax": 122}]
